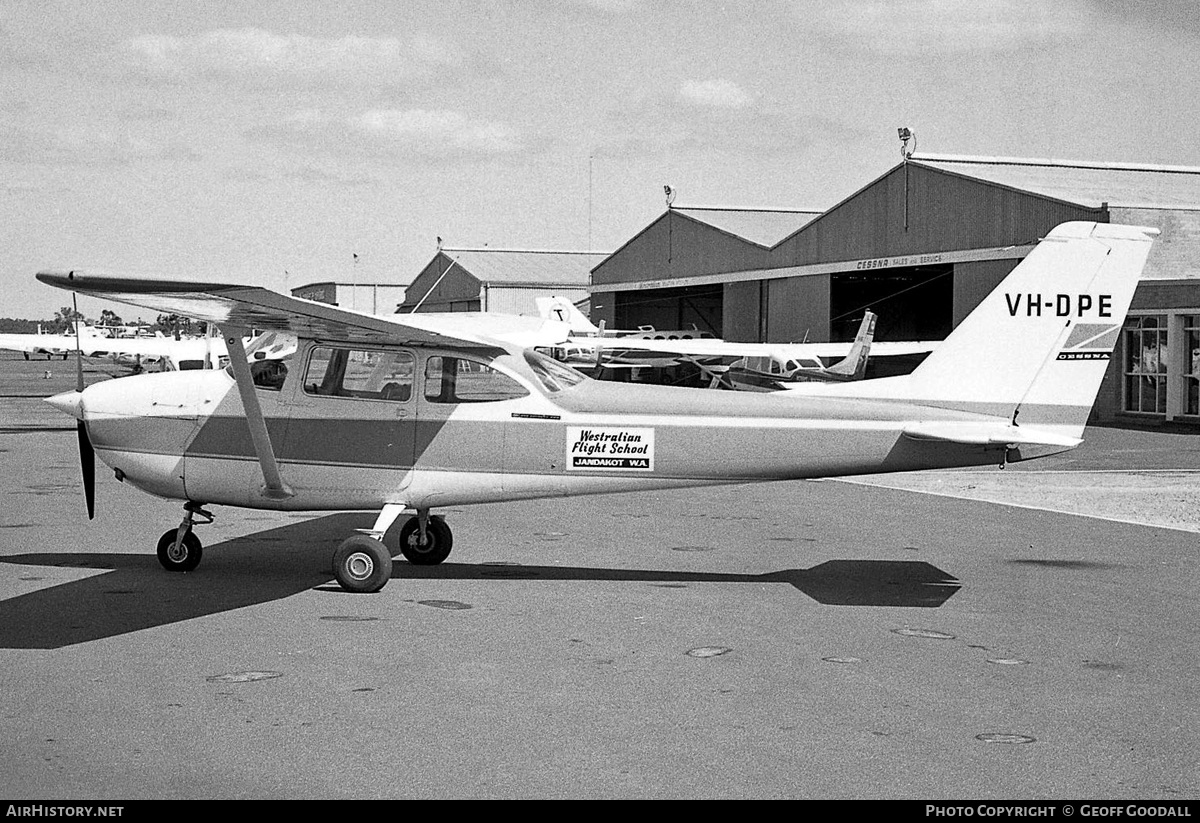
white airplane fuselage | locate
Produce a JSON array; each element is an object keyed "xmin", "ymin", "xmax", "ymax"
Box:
[{"xmin": 72, "ymin": 344, "xmax": 1029, "ymax": 515}]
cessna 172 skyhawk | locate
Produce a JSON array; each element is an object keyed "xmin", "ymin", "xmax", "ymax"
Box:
[{"xmin": 38, "ymin": 221, "xmax": 1156, "ymax": 593}]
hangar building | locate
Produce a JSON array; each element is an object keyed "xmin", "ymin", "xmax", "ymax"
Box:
[
  {"xmin": 400, "ymin": 247, "xmax": 605, "ymax": 315},
  {"xmin": 291, "ymin": 280, "xmax": 407, "ymax": 316},
  {"xmin": 589, "ymin": 154, "xmax": 1200, "ymax": 426}
]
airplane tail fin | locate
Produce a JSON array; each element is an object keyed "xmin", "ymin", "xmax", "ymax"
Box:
[
  {"xmin": 823, "ymin": 310, "xmax": 876, "ymax": 379},
  {"xmin": 818, "ymin": 222, "xmax": 1158, "ymax": 442},
  {"xmin": 536, "ymin": 296, "xmax": 597, "ymax": 334}
]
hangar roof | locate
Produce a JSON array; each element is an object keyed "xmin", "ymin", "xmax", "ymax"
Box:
[
  {"xmin": 672, "ymin": 207, "xmax": 822, "ymax": 247},
  {"xmin": 439, "ymin": 248, "xmax": 607, "ymax": 285},
  {"xmin": 911, "ymin": 154, "xmax": 1200, "ymax": 210}
]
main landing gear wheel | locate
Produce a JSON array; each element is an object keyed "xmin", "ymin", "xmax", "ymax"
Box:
[
  {"xmin": 157, "ymin": 529, "xmax": 202, "ymax": 572},
  {"xmin": 398, "ymin": 516, "xmax": 453, "ymax": 565},
  {"xmin": 333, "ymin": 535, "xmax": 393, "ymax": 593}
]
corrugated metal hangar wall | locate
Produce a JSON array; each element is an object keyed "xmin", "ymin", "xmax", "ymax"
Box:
[
  {"xmin": 590, "ymin": 156, "xmax": 1200, "ymax": 425},
  {"xmin": 592, "ymin": 161, "xmax": 1102, "ymax": 349}
]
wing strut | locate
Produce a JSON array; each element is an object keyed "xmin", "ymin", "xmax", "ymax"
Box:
[{"xmin": 222, "ymin": 326, "xmax": 294, "ymax": 500}]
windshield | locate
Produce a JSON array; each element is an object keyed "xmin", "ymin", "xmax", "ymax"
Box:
[
  {"xmin": 524, "ymin": 348, "xmax": 587, "ymax": 393},
  {"xmin": 223, "ymin": 330, "xmax": 298, "ymax": 388}
]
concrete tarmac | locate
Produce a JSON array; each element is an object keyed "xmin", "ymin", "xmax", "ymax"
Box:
[{"xmin": 0, "ymin": 354, "xmax": 1197, "ymax": 799}]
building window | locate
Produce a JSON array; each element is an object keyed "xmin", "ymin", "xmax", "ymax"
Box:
[
  {"xmin": 1123, "ymin": 316, "xmax": 1167, "ymax": 415},
  {"xmin": 1184, "ymin": 315, "xmax": 1200, "ymax": 416}
]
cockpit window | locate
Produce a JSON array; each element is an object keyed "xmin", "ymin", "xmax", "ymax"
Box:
[
  {"xmin": 303, "ymin": 347, "xmax": 415, "ymax": 401},
  {"xmin": 224, "ymin": 331, "xmax": 299, "ymax": 390},
  {"xmin": 424, "ymin": 356, "xmax": 529, "ymax": 403},
  {"xmin": 524, "ymin": 349, "xmax": 587, "ymax": 393}
]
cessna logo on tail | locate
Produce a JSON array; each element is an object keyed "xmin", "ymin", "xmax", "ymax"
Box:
[
  {"xmin": 1006, "ymin": 293, "xmax": 1113, "ymax": 318},
  {"xmin": 1055, "ymin": 323, "xmax": 1120, "ymax": 361}
]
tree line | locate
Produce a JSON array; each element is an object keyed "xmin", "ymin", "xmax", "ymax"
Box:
[{"xmin": 0, "ymin": 308, "xmax": 206, "ymax": 335}]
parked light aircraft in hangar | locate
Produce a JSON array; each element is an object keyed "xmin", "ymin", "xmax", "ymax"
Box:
[
  {"xmin": 38, "ymin": 221, "xmax": 1157, "ymax": 594},
  {"xmin": 535, "ymin": 295, "xmax": 936, "ymax": 389},
  {"xmin": 550, "ymin": 310, "xmax": 880, "ymax": 388}
]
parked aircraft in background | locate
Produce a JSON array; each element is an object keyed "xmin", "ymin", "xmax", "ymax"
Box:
[
  {"xmin": 39, "ymin": 222, "xmax": 1157, "ymax": 595},
  {"xmin": 0, "ymin": 323, "xmax": 234, "ymax": 371},
  {"xmin": 545, "ymin": 310, "xmax": 878, "ymax": 387},
  {"xmin": 0, "ymin": 324, "xmax": 111, "ymax": 360},
  {"xmin": 719, "ymin": 311, "xmax": 877, "ymax": 390},
  {"xmin": 536, "ymin": 296, "xmax": 717, "ymax": 341},
  {"xmin": 536, "ymin": 298, "xmax": 933, "ymax": 388}
]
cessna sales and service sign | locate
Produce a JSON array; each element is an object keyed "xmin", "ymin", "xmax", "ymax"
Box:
[{"xmin": 566, "ymin": 427, "xmax": 655, "ymax": 471}]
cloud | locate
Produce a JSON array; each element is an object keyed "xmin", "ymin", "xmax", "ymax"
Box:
[
  {"xmin": 0, "ymin": 123, "xmax": 200, "ymax": 167},
  {"xmin": 1087, "ymin": 0, "xmax": 1200, "ymax": 35},
  {"xmin": 804, "ymin": 0, "xmax": 1093, "ymax": 55},
  {"xmin": 593, "ymin": 84, "xmax": 809, "ymax": 160},
  {"xmin": 566, "ymin": 0, "xmax": 645, "ymax": 12},
  {"xmin": 117, "ymin": 28, "xmax": 465, "ymax": 86},
  {"xmin": 247, "ymin": 108, "xmax": 524, "ymax": 162},
  {"xmin": 352, "ymin": 109, "xmax": 522, "ymax": 155},
  {"xmin": 679, "ymin": 79, "xmax": 753, "ymax": 109},
  {"xmin": 231, "ymin": 158, "xmax": 382, "ymax": 188}
]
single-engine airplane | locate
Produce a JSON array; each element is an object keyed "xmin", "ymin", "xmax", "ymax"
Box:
[
  {"xmin": 37, "ymin": 221, "xmax": 1157, "ymax": 593},
  {"xmin": 537, "ymin": 296, "xmax": 935, "ymax": 388}
]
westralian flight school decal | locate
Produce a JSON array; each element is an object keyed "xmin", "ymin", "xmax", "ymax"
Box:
[{"xmin": 567, "ymin": 427, "xmax": 655, "ymax": 471}]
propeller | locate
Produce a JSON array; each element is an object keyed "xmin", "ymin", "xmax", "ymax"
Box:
[{"xmin": 72, "ymin": 294, "xmax": 96, "ymax": 520}]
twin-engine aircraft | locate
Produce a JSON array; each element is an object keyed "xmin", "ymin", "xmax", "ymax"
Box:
[{"xmin": 38, "ymin": 221, "xmax": 1156, "ymax": 593}]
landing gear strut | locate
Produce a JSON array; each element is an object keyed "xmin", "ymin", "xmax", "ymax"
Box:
[{"xmin": 157, "ymin": 501, "xmax": 212, "ymax": 572}]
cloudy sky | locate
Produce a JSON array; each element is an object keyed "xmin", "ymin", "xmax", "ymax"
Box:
[{"xmin": 2, "ymin": 0, "xmax": 1197, "ymax": 320}]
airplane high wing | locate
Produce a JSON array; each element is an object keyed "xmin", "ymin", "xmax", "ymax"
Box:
[{"xmin": 36, "ymin": 222, "xmax": 1158, "ymax": 594}]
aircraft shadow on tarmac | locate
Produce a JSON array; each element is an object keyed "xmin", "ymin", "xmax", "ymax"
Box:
[{"xmin": 0, "ymin": 514, "xmax": 960, "ymax": 649}]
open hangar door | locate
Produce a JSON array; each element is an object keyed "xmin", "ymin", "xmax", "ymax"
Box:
[
  {"xmin": 613, "ymin": 284, "xmax": 723, "ymax": 337},
  {"xmin": 830, "ymin": 262, "xmax": 953, "ymax": 377}
]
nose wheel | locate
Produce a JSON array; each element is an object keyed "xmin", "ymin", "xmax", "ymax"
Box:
[
  {"xmin": 157, "ymin": 502, "xmax": 211, "ymax": 572},
  {"xmin": 157, "ymin": 529, "xmax": 202, "ymax": 572}
]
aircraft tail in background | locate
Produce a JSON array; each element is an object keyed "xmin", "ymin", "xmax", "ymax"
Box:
[
  {"xmin": 823, "ymin": 310, "xmax": 876, "ymax": 380},
  {"xmin": 536, "ymin": 296, "xmax": 598, "ymax": 334}
]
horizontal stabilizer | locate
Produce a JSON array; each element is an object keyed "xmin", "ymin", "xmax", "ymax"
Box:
[{"xmin": 902, "ymin": 422, "xmax": 1082, "ymax": 449}]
